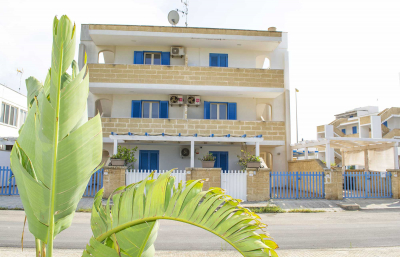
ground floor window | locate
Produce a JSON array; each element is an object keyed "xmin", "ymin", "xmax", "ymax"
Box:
[
  {"xmin": 210, "ymin": 151, "xmax": 229, "ymax": 171},
  {"xmin": 139, "ymin": 150, "xmax": 159, "ymax": 171}
]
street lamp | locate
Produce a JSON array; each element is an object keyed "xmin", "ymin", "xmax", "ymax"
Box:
[{"xmin": 295, "ymin": 88, "xmax": 299, "ymax": 143}]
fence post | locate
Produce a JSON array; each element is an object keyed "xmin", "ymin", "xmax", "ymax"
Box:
[
  {"xmin": 387, "ymin": 169, "xmax": 400, "ymax": 199},
  {"xmin": 324, "ymin": 169, "xmax": 343, "ymax": 200},
  {"xmin": 185, "ymin": 168, "xmax": 221, "ymax": 191},
  {"xmin": 246, "ymin": 168, "xmax": 270, "ymax": 201},
  {"xmin": 103, "ymin": 166, "xmax": 127, "ymax": 199}
]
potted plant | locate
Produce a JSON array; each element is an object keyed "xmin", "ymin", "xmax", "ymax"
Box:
[
  {"xmin": 199, "ymin": 153, "xmax": 216, "ymax": 168},
  {"xmin": 238, "ymin": 150, "xmax": 261, "ymax": 169},
  {"xmin": 110, "ymin": 146, "xmax": 138, "ymax": 168}
]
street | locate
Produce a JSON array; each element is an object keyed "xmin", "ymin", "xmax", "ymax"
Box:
[{"xmin": 0, "ymin": 209, "xmax": 399, "ymax": 251}]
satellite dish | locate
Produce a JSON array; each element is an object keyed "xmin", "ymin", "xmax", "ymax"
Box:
[{"xmin": 168, "ymin": 10, "xmax": 180, "ymax": 26}]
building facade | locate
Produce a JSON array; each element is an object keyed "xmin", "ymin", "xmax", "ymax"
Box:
[
  {"xmin": 79, "ymin": 24, "xmax": 291, "ymax": 171},
  {"xmin": 0, "ymin": 84, "xmax": 27, "ymax": 166}
]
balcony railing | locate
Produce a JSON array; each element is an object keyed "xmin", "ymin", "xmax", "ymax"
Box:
[
  {"xmin": 101, "ymin": 118, "xmax": 285, "ymax": 141},
  {"xmin": 88, "ymin": 64, "xmax": 284, "ymax": 88}
]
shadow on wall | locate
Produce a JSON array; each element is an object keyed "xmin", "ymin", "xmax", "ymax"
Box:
[
  {"xmin": 95, "ymin": 99, "xmax": 112, "ymax": 117},
  {"xmin": 98, "ymin": 50, "xmax": 115, "ymax": 64}
]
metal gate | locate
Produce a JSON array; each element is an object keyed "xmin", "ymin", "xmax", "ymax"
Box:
[
  {"xmin": 343, "ymin": 171, "xmax": 392, "ymax": 198},
  {"xmin": 270, "ymin": 171, "xmax": 325, "ymax": 199},
  {"xmin": 221, "ymin": 170, "xmax": 247, "ymax": 201},
  {"xmin": 126, "ymin": 169, "xmax": 186, "ymax": 188},
  {"xmin": 83, "ymin": 169, "xmax": 104, "ymax": 197},
  {"xmin": 0, "ymin": 166, "xmax": 18, "ymax": 195}
]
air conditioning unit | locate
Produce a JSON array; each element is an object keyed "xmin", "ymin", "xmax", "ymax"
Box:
[
  {"xmin": 171, "ymin": 46, "xmax": 185, "ymax": 57},
  {"xmin": 169, "ymin": 95, "xmax": 184, "ymax": 105},
  {"xmin": 180, "ymin": 147, "xmax": 190, "ymax": 158},
  {"xmin": 187, "ymin": 95, "xmax": 201, "ymax": 106}
]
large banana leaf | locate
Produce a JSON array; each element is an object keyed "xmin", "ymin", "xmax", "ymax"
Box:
[
  {"xmin": 83, "ymin": 172, "xmax": 278, "ymax": 257},
  {"xmin": 10, "ymin": 15, "xmax": 102, "ymax": 254}
]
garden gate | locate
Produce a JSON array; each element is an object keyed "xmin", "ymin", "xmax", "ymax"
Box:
[
  {"xmin": 343, "ymin": 171, "xmax": 392, "ymax": 198},
  {"xmin": 221, "ymin": 170, "xmax": 247, "ymax": 201}
]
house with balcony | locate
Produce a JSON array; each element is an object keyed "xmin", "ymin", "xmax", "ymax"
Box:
[
  {"xmin": 78, "ymin": 24, "xmax": 291, "ymax": 171},
  {"xmin": 0, "ymin": 84, "xmax": 27, "ymax": 166}
]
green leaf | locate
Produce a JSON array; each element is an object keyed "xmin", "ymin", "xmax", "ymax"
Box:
[
  {"xmin": 85, "ymin": 172, "xmax": 277, "ymax": 257},
  {"xmin": 10, "ymin": 15, "xmax": 102, "ymax": 256}
]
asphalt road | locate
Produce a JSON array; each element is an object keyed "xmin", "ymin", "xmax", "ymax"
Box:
[{"xmin": 0, "ymin": 209, "xmax": 399, "ymax": 250}]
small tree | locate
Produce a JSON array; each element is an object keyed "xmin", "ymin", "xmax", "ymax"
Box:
[
  {"xmin": 111, "ymin": 145, "xmax": 138, "ymax": 168},
  {"xmin": 237, "ymin": 150, "xmax": 261, "ymax": 169}
]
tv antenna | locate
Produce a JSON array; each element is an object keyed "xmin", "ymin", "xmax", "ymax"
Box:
[
  {"xmin": 176, "ymin": 0, "xmax": 189, "ymax": 27},
  {"xmin": 16, "ymin": 68, "xmax": 24, "ymax": 91}
]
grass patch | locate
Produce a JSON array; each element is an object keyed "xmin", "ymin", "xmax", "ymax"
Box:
[
  {"xmin": 247, "ymin": 206, "xmax": 285, "ymax": 213},
  {"xmin": 0, "ymin": 207, "xmax": 24, "ymax": 211},
  {"xmin": 287, "ymin": 209, "xmax": 325, "ymax": 213},
  {"xmin": 77, "ymin": 208, "xmax": 92, "ymax": 213}
]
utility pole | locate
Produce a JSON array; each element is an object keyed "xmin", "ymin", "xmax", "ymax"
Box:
[{"xmin": 295, "ymin": 88, "xmax": 299, "ymax": 143}]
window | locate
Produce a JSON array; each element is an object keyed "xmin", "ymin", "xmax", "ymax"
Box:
[
  {"xmin": 342, "ymin": 128, "xmax": 346, "ymax": 135},
  {"xmin": 139, "ymin": 150, "xmax": 159, "ymax": 171},
  {"xmin": 210, "ymin": 103, "xmax": 227, "ymax": 120},
  {"xmin": 349, "ymin": 115, "xmax": 354, "ymax": 118},
  {"xmin": 18, "ymin": 109, "xmax": 27, "ymax": 128},
  {"xmin": 352, "ymin": 126, "xmax": 357, "ymax": 134},
  {"xmin": 209, "ymin": 53, "xmax": 228, "ymax": 67},
  {"xmin": 142, "ymin": 101, "xmax": 160, "ymax": 118},
  {"xmin": 383, "ymin": 121, "xmax": 388, "ymax": 127},
  {"xmin": 0, "ymin": 102, "xmax": 18, "ymax": 126},
  {"xmin": 144, "ymin": 52, "xmax": 161, "ymax": 65}
]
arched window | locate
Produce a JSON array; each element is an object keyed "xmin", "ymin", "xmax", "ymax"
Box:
[
  {"xmin": 261, "ymin": 152, "xmax": 273, "ymax": 170},
  {"xmin": 98, "ymin": 50, "xmax": 115, "ymax": 64},
  {"xmin": 256, "ymin": 104, "xmax": 272, "ymax": 121},
  {"xmin": 262, "ymin": 58, "xmax": 270, "ymax": 69},
  {"xmin": 95, "ymin": 99, "xmax": 112, "ymax": 117}
]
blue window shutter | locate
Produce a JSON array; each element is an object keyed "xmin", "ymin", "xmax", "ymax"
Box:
[
  {"xmin": 139, "ymin": 151, "xmax": 149, "ymax": 170},
  {"xmin": 134, "ymin": 51, "xmax": 144, "ymax": 64},
  {"xmin": 352, "ymin": 126, "xmax": 357, "ymax": 134},
  {"xmin": 159, "ymin": 101, "xmax": 169, "ymax": 118},
  {"xmin": 342, "ymin": 129, "xmax": 346, "ymax": 134},
  {"xmin": 227, "ymin": 102, "xmax": 237, "ymax": 120},
  {"xmin": 131, "ymin": 100, "xmax": 142, "ymax": 118},
  {"xmin": 209, "ymin": 54, "xmax": 219, "ymax": 67},
  {"xmin": 149, "ymin": 151, "xmax": 159, "ymax": 171},
  {"xmin": 161, "ymin": 52, "xmax": 170, "ymax": 65},
  {"xmin": 220, "ymin": 54, "xmax": 228, "ymax": 67},
  {"xmin": 383, "ymin": 121, "xmax": 388, "ymax": 127},
  {"xmin": 204, "ymin": 101, "xmax": 210, "ymax": 119}
]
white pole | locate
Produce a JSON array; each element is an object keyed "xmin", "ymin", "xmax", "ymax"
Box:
[
  {"xmin": 326, "ymin": 141, "xmax": 331, "ymax": 169},
  {"xmin": 113, "ymin": 139, "xmax": 118, "ymax": 155},
  {"xmin": 394, "ymin": 144, "xmax": 399, "ymax": 169},
  {"xmin": 305, "ymin": 147, "xmax": 309, "ymax": 160},
  {"xmin": 295, "ymin": 89, "xmax": 299, "ymax": 143},
  {"xmin": 190, "ymin": 140, "xmax": 195, "ymax": 168},
  {"xmin": 255, "ymin": 142, "xmax": 260, "ymax": 157}
]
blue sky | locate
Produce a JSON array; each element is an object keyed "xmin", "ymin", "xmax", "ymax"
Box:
[{"xmin": 1, "ymin": 0, "xmax": 400, "ymax": 143}]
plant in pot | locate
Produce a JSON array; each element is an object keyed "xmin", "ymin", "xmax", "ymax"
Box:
[
  {"xmin": 238, "ymin": 150, "xmax": 261, "ymax": 169},
  {"xmin": 199, "ymin": 153, "xmax": 216, "ymax": 168},
  {"xmin": 110, "ymin": 145, "xmax": 138, "ymax": 168}
]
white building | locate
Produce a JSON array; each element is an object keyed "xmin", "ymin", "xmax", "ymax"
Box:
[
  {"xmin": 79, "ymin": 24, "xmax": 291, "ymax": 171},
  {"xmin": 0, "ymin": 84, "xmax": 27, "ymax": 166}
]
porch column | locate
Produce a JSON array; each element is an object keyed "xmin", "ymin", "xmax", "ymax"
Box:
[
  {"xmin": 394, "ymin": 144, "xmax": 399, "ymax": 169},
  {"xmin": 364, "ymin": 149, "xmax": 369, "ymax": 172},
  {"xmin": 190, "ymin": 140, "xmax": 195, "ymax": 168},
  {"xmin": 341, "ymin": 150, "xmax": 346, "ymax": 174},
  {"xmin": 326, "ymin": 141, "xmax": 332, "ymax": 169},
  {"xmin": 305, "ymin": 147, "xmax": 309, "ymax": 159},
  {"xmin": 255, "ymin": 142, "xmax": 260, "ymax": 157},
  {"xmin": 113, "ymin": 139, "xmax": 118, "ymax": 155}
]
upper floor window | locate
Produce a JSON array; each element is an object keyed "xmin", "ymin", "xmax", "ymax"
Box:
[
  {"xmin": 352, "ymin": 126, "xmax": 357, "ymax": 134},
  {"xmin": 19, "ymin": 109, "xmax": 27, "ymax": 128},
  {"xmin": 131, "ymin": 100, "xmax": 169, "ymax": 119},
  {"xmin": 209, "ymin": 53, "xmax": 228, "ymax": 67},
  {"xmin": 144, "ymin": 52, "xmax": 161, "ymax": 65},
  {"xmin": 210, "ymin": 103, "xmax": 227, "ymax": 120},
  {"xmin": 342, "ymin": 128, "xmax": 346, "ymax": 135},
  {"xmin": 0, "ymin": 102, "xmax": 18, "ymax": 127},
  {"xmin": 383, "ymin": 121, "xmax": 388, "ymax": 127},
  {"xmin": 142, "ymin": 101, "xmax": 160, "ymax": 118},
  {"xmin": 134, "ymin": 51, "xmax": 170, "ymax": 65}
]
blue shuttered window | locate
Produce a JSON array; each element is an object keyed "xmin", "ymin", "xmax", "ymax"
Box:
[
  {"xmin": 383, "ymin": 121, "xmax": 388, "ymax": 127},
  {"xmin": 134, "ymin": 51, "xmax": 170, "ymax": 65},
  {"xmin": 204, "ymin": 101, "xmax": 237, "ymax": 120},
  {"xmin": 209, "ymin": 53, "xmax": 228, "ymax": 67},
  {"xmin": 134, "ymin": 51, "xmax": 144, "ymax": 64},
  {"xmin": 227, "ymin": 103, "xmax": 237, "ymax": 120},
  {"xmin": 342, "ymin": 129, "xmax": 346, "ymax": 135},
  {"xmin": 161, "ymin": 52, "xmax": 170, "ymax": 65},
  {"xmin": 210, "ymin": 151, "xmax": 229, "ymax": 171},
  {"xmin": 204, "ymin": 101, "xmax": 211, "ymax": 119},
  {"xmin": 131, "ymin": 100, "xmax": 169, "ymax": 118},
  {"xmin": 352, "ymin": 126, "xmax": 357, "ymax": 134},
  {"xmin": 139, "ymin": 150, "xmax": 159, "ymax": 171}
]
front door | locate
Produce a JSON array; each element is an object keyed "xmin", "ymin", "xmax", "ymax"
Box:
[
  {"xmin": 139, "ymin": 150, "xmax": 159, "ymax": 171},
  {"xmin": 210, "ymin": 151, "xmax": 229, "ymax": 172}
]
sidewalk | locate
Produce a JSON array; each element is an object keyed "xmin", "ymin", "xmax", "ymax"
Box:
[
  {"xmin": 2, "ymin": 247, "xmax": 400, "ymax": 257},
  {"xmin": 0, "ymin": 196, "xmax": 95, "ymax": 210}
]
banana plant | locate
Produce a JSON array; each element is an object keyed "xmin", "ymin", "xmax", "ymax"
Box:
[
  {"xmin": 83, "ymin": 171, "xmax": 278, "ymax": 257},
  {"xmin": 10, "ymin": 15, "xmax": 102, "ymax": 256}
]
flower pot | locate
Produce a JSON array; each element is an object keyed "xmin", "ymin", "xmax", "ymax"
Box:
[
  {"xmin": 110, "ymin": 159, "xmax": 125, "ymax": 166},
  {"xmin": 202, "ymin": 161, "xmax": 215, "ymax": 168},
  {"xmin": 247, "ymin": 162, "xmax": 260, "ymax": 168}
]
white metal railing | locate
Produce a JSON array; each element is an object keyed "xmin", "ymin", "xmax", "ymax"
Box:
[
  {"xmin": 126, "ymin": 169, "xmax": 186, "ymax": 188},
  {"xmin": 221, "ymin": 170, "xmax": 247, "ymax": 201}
]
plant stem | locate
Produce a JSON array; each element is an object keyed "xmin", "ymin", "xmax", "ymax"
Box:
[
  {"xmin": 47, "ymin": 42, "xmax": 63, "ymax": 257},
  {"xmin": 35, "ymin": 238, "xmax": 41, "ymax": 257},
  {"xmin": 41, "ymin": 242, "xmax": 46, "ymax": 257}
]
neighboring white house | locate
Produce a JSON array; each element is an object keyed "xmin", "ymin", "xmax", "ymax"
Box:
[
  {"xmin": 0, "ymin": 84, "xmax": 27, "ymax": 167},
  {"xmin": 79, "ymin": 24, "xmax": 291, "ymax": 171}
]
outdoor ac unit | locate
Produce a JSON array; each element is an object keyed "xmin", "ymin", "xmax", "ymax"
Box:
[
  {"xmin": 187, "ymin": 95, "xmax": 201, "ymax": 106},
  {"xmin": 171, "ymin": 46, "xmax": 185, "ymax": 57},
  {"xmin": 169, "ymin": 95, "xmax": 184, "ymax": 105},
  {"xmin": 180, "ymin": 147, "xmax": 190, "ymax": 158}
]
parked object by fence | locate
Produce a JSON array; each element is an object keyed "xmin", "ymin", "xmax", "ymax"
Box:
[
  {"xmin": 221, "ymin": 170, "xmax": 247, "ymax": 201},
  {"xmin": 343, "ymin": 171, "xmax": 392, "ymax": 198},
  {"xmin": 270, "ymin": 171, "xmax": 325, "ymax": 199},
  {"xmin": 126, "ymin": 169, "xmax": 186, "ymax": 188},
  {"xmin": 0, "ymin": 166, "xmax": 18, "ymax": 196}
]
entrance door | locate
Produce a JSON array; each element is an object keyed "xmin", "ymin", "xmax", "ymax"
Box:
[
  {"xmin": 210, "ymin": 151, "xmax": 229, "ymax": 172},
  {"xmin": 139, "ymin": 150, "xmax": 159, "ymax": 171}
]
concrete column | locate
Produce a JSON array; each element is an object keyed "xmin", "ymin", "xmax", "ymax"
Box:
[
  {"xmin": 364, "ymin": 150, "xmax": 369, "ymax": 172},
  {"xmin": 190, "ymin": 140, "xmax": 195, "ymax": 168},
  {"xmin": 103, "ymin": 166, "xmax": 127, "ymax": 199},
  {"xmin": 113, "ymin": 139, "xmax": 118, "ymax": 155},
  {"xmin": 255, "ymin": 142, "xmax": 260, "ymax": 157},
  {"xmin": 247, "ymin": 168, "xmax": 270, "ymax": 201},
  {"xmin": 371, "ymin": 116, "xmax": 382, "ymax": 139},
  {"xmin": 325, "ymin": 142, "xmax": 332, "ymax": 169},
  {"xmin": 341, "ymin": 150, "xmax": 346, "ymax": 174},
  {"xmin": 305, "ymin": 147, "xmax": 309, "ymax": 159},
  {"xmin": 324, "ymin": 170, "xmax": 344, "ymax": 200},
  {"xmin": 394, "ymin": 145, "xmax": 399, "ymax": 170}
]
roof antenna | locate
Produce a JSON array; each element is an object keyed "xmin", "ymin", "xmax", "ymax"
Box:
[
  {"xmin": 16, "ymin": 68, "xmax": 24, "ymax": 91},
  {"xmin": 177, "ymin": 0, "xmax": 189, "ymax": 27}
]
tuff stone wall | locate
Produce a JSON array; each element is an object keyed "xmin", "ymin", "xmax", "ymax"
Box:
[
  {"xmin": 380, "ymin": 107, "xmax": 400, "ymax": 122},
  {"xmin": 186, "ymin": 168, "xmax": 221, "ymax": 191},
  {"xmin": 384, "ymin": 129, "xmax": 400, "ymax": 139},
  {"xmin": 324, "ymin": 170, "xmax": 343, "ymax": 200},
  {"xmin": 360, "ymin": 116, "xmax": 371, "ymax": 125},
  {"xmin": 88, "ymin": 64, "xmax": 284, "ymax": 88},
  {"xmin": 288, "ymin": 159, "xmax": 325, "ymax": 172},
  {"xmin": 387, "ymin": 169, "xmax": 400, "ymax": 199},
  {"xmin": 247, "ymin": 168, "xmax": 270, "ymax": 201},
  {"xmin": 317, "ymin": 125, "xmax": 325, "ymax": 133},
  {"xmin": 101, "ymin": 118, "xmax": 286, "ymax": 141},
  {"xmin": 88, "ymin": 25, "xmax": 283, "ymax": 37},
  {"xmin": 103, "ymin": 166, "xmax": 126, "ymax": 198}
]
